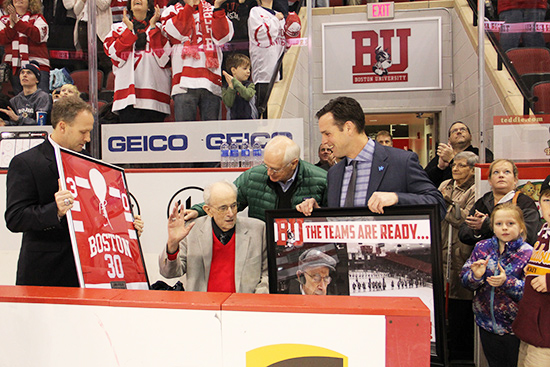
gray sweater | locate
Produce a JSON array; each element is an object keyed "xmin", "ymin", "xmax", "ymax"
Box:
[{"xmin": 8, "ymin": 89, "xmax": 52, "ymax": 126}]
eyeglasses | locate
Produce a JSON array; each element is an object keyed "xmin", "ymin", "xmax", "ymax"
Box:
[
  {"xmin": 305, "ymin": 272, "xmax": 332, "ymax": 284},
  {"xmin": 212, "ymin": 202, "xmax": 238, "ymax": 213},
  {"xmin": 451, "ymin": 163, "xmax": 470, "ymax": 169},
  {"xmin": 262, "ymin": 161, "xmax": 292, "ymax": 174},
  {"xmin": 450, "ymin": 127, "xmax": 468, "ymax": 134}
]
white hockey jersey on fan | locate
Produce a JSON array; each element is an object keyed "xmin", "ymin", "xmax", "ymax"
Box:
[
  {"xmin": 248, "ymin": 6, "xmax": 285, "ymax": 84},
  {"xmin": 104, "ymin": 22, "xmax": 172, "ymax": 114}
]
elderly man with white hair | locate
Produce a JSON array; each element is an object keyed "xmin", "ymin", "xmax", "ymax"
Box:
[
  {"xmin": 185, "ymin": 135, "xmax": 328, "ymax": 223},
  {"xmin": 295, "ymin": 248, "xmax": 337, "ymax": 296},
  {"xmin": 159, "ymin": 180, "xmax": 268, "ymax": 293}
]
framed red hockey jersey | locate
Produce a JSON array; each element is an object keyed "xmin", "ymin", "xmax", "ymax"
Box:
[{"xmin": 56, "ymin": 146, "xmax": 149, "ymax": 289}]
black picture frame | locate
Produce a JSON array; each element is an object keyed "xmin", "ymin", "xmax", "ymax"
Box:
[{"xmin": 265, "ymin": 204, "xmax": 447, "ymax": 366}]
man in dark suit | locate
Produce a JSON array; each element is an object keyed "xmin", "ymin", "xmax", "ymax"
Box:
[
  {"xmin": 297, "ymin": 96, "xmax": 445, "ymax": 217},
  {"xmin": 5, "ymin": 96, "xmax": 94, "ymax": 287}
]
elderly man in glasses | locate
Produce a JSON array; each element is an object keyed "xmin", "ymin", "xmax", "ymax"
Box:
[
  {"xmin": 295, "ymin": 248, "xmax": 337, "ymax": 296},
  {"xmin": 184, "ymin": 135, "xmax": 327, "ymax": 223},
  {"xmin": 425, "ymin": 121, "xmax": 493, "ymax": 187},
  {"xmin": 159, "ymin": 180, "xmax": 268, "ymax": 293}
]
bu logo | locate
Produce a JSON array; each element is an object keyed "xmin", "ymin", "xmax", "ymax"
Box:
[{"xmin": 351, "ymin": 28, "xmax": 411, "ymax": 76}]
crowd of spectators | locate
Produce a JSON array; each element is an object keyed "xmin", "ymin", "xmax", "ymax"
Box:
[{"xmin": 0, "ymin": 0, "xmax": 306, "ymax": 125}]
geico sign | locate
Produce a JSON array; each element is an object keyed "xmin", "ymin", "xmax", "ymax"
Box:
[
  {"xmin": 205, "ymin": 132, "xmax": 293, "ymax": 149},
  {"xmin": 108, "ymin": 135, "xmax": 188, "ymax": 152}
]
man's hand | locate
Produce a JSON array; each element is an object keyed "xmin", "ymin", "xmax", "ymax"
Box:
[
  {"xmin": 167, "ymin": 203, "xmax": 195, "ymax": 253},
  {"xmin": 436, "ymin": 142, "xmax": 454, "ymax": 169},
  {"xmin": 487, "ymin": 262, "xmax": 506, "ymax": 287},
  {"xmin": 222, "ymin": 70, "xmax": 234, "ymax": 89},
  {"xmin": 531, "ymin": 274, "xmax": 548, "ymax": 293},
  {"xmin": 367, "ymin": 192, "xmax": 398, "ymax": 214},
  {"xmin": 54, "ymin": 179, "xmax": 75, "ymax": 218},
  {"xmin": 133, "ymin": 214, "xmax": 144, "ymax": 237},
  {"xmin": 295, "ymin": 198, "xmax": 320, "ymax": 216},
  {"xmin": 182, "ymin": 209, "xmax": 199, "ymax": 221},
  {"xmin": 0, "ymin": 106, "xmax": 18, "ymax": 122},
  {"xmin": 275, "ymin": 11, "xmax": 284, "ymax": 20},
  {"xmin": 470, "ymin": 258, "xmax": 488, "ymax": 280}
]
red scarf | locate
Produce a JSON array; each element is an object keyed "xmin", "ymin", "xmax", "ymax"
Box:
[
  {"xmin": 181, "ymin": 0, "xmax": 219, "ymax": 69},
  {"xmin": 10, "ymin": 12, "xmax": 31, "ymax": 74}
]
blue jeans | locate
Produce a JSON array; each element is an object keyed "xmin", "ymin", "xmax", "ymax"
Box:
[
  {"xmin": 499, "ymin": 8, "xmax": 546, "ymax": 52},
  {"xmin": 173, "ymin": 88, "xmax": 221, "ymax": 121}
]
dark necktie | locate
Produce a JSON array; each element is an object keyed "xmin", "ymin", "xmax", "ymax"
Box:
[{"xmin": 344, "ymin": 160, "xmax": 358, "ymax": 207}]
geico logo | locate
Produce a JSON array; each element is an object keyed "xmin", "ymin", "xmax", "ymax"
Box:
[
  {"xmin": 108, "ymin": 135, "xmax": 188, "ymax": 152},
  {"xmin": 205, "ymin": 132, "xmax": 293, "ymax": 149}
]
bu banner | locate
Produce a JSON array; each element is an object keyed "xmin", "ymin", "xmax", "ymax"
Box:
[
  {"xmin": 322, "ymin": 17, "xmax": 442, "ymax": 93},
  {"xmin": 56, "ymin": 147, "xmax": 149, "ymax": 289}
]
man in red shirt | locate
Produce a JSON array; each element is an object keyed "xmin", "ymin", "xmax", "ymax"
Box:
[{"xmin": 159, "ymin": 180, "xmax": 268, "ymax": 293}]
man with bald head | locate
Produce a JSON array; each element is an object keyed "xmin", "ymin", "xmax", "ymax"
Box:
[
  {"xmin": 160, "ymin": 180, "xmax": 268, "ymax": 293},
  {"xmin": 185, "ymin": 135, "xmax": 327, "ymax": 222}
]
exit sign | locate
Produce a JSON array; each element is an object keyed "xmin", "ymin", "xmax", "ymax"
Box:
[{"xmin": 367, "ymin": 2, "xmax": 394, "ymax": 20}]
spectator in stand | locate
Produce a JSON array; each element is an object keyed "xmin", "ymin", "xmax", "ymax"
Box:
[
  {"xmin": 248, "ymin": 0, "xmax": 284, "ymax": 119},
  {"xmin": 65, "ymin": 0, "xmax": 113, "ymax": 75},
  {"xmin": 59, "ymin": 83, "xmax": 79, "ymax": 99},
  {"xmin": 425, "ymin": 121, "xmax": 493, "ymax": 187},
  {"xmin": 104, "ymin": 0, "xmax": 171, "ymax": 122},
  {"xmin": 218, "ymin": 0, "xmax": 255, "ymax": 56},
  {"xmin": 43, "ymin": 0, "xmax": 77, "ymax": 71},
  {"xmin": 248, "ymin": 5, "xmax": 299, "ymax": 119},
  {"xmin": 460, "ymin": 203, "xmax": 533, "ymax": 367},
  {"xmin": 498, "ymin": 0, "xmax": 546, "ymax": 52},
  {"xmin": 0, "ymin": 61, "xmax": 51, "ymax": 125},
  {"xmin": 513, "ymin": 175, "xmax": 550, "ymax": 367},
  {"xmin": 315, "ymin": 142, "xmax": 336, "ymax": 171},
  {"xmin": 0, "ymin": 0, "xmax": 49, "ymax": 94},
  {"xmin": 161, "ymin": 0, "xmax": 233, "ymax": 121},
  {"xmin": 375, "ymin": 130, "xmax": 393, "ymax": 147},
  {"xmin": 459, "ymin": 159, "xmax": 541, "ymax": 247},
  {"xmin": 438, "ymin": 151, "xmax": 478, "ymax": 362},
  {"xmin": 222, "ymin": 53, "xmax": 257, "ymax": 119}
]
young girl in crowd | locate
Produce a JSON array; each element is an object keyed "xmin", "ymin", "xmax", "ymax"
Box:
[{"xmin": 460, "ymin": 202, "xmax": 534, "ymax": 367}]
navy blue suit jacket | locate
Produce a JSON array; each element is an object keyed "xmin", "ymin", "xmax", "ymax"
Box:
[{"xmin": 327, "ymin": 142, "xmax": 446, "ymax": 218}]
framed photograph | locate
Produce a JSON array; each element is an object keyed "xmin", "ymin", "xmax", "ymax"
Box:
[
  {"xmin": 55, "ymin": 146, "xmax": 149, "ymax": 289},
  {"xmin": 265, "ymin": 205, "xmax": 446, "ymax": 365}
]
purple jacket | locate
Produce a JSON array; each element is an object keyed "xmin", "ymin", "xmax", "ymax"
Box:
[{"xmin": 461, "ymin": 236, "xmax": 533, "ymax": 335}]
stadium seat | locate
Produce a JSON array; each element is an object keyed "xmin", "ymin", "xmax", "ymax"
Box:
[
  {"xmin": 70, "ymin": 70, "xmax": 104, "ymax": 93},
  {"xmin": 105, "ymin": 71, "xmax": 114, "ymax": 91},
  {"xmin": 506, "ymin": 47, "xmax": 550, "ymax": 76},
  {"xmin": 532, "ymin": 81, "xmax": 550, "ymax": 114}
]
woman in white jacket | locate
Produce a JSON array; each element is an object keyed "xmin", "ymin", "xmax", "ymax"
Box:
[{"xmin": 64, "ymin": 0, "xmax": 112, "ymax": 74}]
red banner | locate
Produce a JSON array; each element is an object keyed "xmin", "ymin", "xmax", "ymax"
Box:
[{"xmin": 57, "ymin": 148, "xmax": 148, "ymax": 289}]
